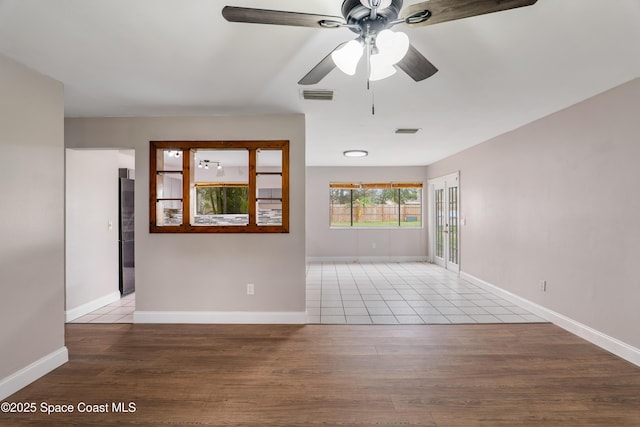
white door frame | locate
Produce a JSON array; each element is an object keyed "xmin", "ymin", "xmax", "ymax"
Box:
[{"xmin": 428, "ymin": 172, "xmax": 460, "ymax": 273}]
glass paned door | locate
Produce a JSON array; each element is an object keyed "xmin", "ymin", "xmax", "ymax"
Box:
[
  {"xmin": 448, "ymin": 186, "xmax": 458, "ymax": 265},
  {"xmin": 435, "ymin": 188, "xmax": 445, "ymax": 259},
  {"xmin": 430, "ymin": 173, "xmax": 459, "ymax": 273}
]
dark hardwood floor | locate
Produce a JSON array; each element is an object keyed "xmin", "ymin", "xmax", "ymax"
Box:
[{"xmin": 2, "ymin": 323, "xmax": 640, "ymax": 426}]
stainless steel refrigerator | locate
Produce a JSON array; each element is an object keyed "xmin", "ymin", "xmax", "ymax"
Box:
[{"xmin": 119, "ymin": 169, "xmax": 135, "ymax": 296}]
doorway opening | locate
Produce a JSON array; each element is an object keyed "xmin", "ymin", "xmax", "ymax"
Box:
[{"xmin": 65, "ymin": 149, "xmax": 135, "ymax": 324}]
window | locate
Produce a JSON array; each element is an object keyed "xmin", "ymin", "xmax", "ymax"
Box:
[
  {"xmin": 195, "ymin": 184, "xmax": 249, "ymax": 222},
  {"xmin": 329, "ymin": 182, "xmax": 422, "ymax": 228},
  {"xmin": 150, "ymin": 140, "xmax": 289, "ymax": 233}
]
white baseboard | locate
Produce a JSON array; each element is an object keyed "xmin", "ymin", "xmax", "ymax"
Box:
[
  {"xmin": 134, "ymin": 310, "xmax": 307, "ymax": 324},
  {"xmin": 65, "ymin": 291, "xmax": 121, "ymax": 322},
  {"xmin": 306, "ymin": 256, "xmax": 428, "ymax": 263},
  {"xmin": 460, "ymin": 271, "xmax": 640, "ymax": 367},
  {"xmin": 0, "ymin": 347, "xmax": 68, "ymax": 401}
]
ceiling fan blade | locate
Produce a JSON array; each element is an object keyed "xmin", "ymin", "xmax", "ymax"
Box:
[
  {"xmin": 298, "ymin": 44, "xmax": 345, "ymax": 85},
  {"xmin": 401, "ymin": 0, "xmax": 538, "ymax": 27},
  {"xmin": 395, "ymin": 44, "xmax": 438, "ymax": 82},
  {"xmin": 222, "ymin": 6, "xmax": 345, "ymax": 28}
]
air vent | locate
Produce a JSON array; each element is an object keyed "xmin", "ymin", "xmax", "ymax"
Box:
[
  {"xmin": 395, "ymin": 128, "xmax": 421, "ymax": 134},
  {"xmin": 301, "ymin": 90, "xmax": 334, "ymax": 101}
]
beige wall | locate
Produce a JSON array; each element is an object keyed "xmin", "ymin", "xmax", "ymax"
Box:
[
  {"xmin": 0, "ymin": 54, "xmax": 66, "ymax": 389},
  {"xmin": 65, "ymin": 115, "xmax": 306, "ymax": 315},
  {"xmin": 427, "ymin": 77, "xmax": 640, "ymax": 349},
  {"xmin": 306, "ymin": 166, "xmax": 428, "ymax": 260}
]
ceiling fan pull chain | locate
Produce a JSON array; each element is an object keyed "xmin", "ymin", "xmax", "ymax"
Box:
[
  {"xmin": 364, "ymin": 35, "xmax": 375, "ymax": 114},
  {"xmin": 366, "ymin": 37, "xmax": 372, "ymax": 91},
  {"xmin": 371, "ymin": 85, "xmax": 375, "ymax": 116}
]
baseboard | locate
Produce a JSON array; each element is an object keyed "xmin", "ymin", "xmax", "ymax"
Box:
[
  {"xmin": 460, "ymin": 271, "xmax": 640, "ymax": 367},
  {"xmin": 306, "ymin": 256, "xmax": 428, "ymax": 263},
  {"xmin": 134, "ymin": 310, "xmax": 307, "ymax": 324},
  {"xmin": 65, "ymin": 291, "xmax": 121, "ymax": 322},
  {"xmin": 0, "ymin": 347, "xmax": 68, "ymax": 400}
]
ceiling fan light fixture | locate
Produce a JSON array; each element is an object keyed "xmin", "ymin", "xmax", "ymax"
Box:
[
  {"xmin": 331, "ymin": 40, "xmax": 363, "ymax": 76},
  {"xmin": 222, "ymin": 1, "xmax": 539, "ymax": 86}
]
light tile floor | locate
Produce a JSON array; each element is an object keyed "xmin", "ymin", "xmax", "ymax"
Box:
[
  {"xmin": 69, "ymin": 293, "xmax": 135, "ymax": 323},
  {"xmin": 306, "ymin": 262, "xmax": 546, "ymax": 325},
  {"xmin": 70, "ymin": 262, "xmax": 546, "ymax": 325}
]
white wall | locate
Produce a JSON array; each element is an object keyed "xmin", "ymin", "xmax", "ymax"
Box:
[
  {"xmin": 118, "ymin": 149, "xmax": 135, "ymax": 171},
  {"xmin": 195, "ymin": 165, "xmax": 248, "ymax": 183},
  {"xmin": 65, "ymin": 115, "xmax": 306, "ymax": 322},
  {"xmin": 65, "ymin": 149, "xmax": 120, "ymax": 317},
  {"xmin": 427, "ymin": 77, "xmax": 640, "ymax": 351},
  {"xmin": 0, "ymin": 54, "xmax": 67, "ymax": 399},
  {"xmin": 306, "ymin": 166, "xmax": 428, "ymax": 261}
]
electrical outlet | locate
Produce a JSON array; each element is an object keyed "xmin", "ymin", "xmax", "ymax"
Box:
[
  {"xmin": 247, "ymin": 283, "xmax": 255, "ymax": 295},
  {"xmin": 371, "ymin": 242, "xmax": 376, "ymax": 249},
  {"xmin": 539, "ymin": 280, "xmax": 547, "ymax": 292}
]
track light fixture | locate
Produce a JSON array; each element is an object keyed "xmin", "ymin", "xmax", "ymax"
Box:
[{"xmin": 198, "ymin": 160, "xmax": 223, "ymax": 170}]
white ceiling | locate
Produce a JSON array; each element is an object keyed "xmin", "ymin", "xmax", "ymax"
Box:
[{"xmin": 1, "ymin": 0, "xmax": 639, "ymax": 166}]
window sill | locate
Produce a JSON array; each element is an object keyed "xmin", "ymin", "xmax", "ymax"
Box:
[
  {"xmin": 150, "ymin": 225, "xmax": 289, "ymax": 233},
  {"xmin": 329, "ymin": 226, "xmax": 423, "ymax": 230}
]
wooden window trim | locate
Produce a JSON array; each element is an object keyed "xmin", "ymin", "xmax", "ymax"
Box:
[
  {"xmin": 329, "ymin": 182, "xmax": 423, "ymax": 189},
  {"xmin": 194, "ymin": 182, "xmax": 248, "ymax": 188},
  {"xmin": 150, "ymin": 140, "xmax": 289, "ymax": 233}
]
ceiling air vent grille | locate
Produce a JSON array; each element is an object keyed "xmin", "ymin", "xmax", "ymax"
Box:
[
  {"xmin": 395, "ymin": 128, "xmax": 421, "ymax": 134},
  {"xmin": 301, "ymin": 90, "xmax": 334, "ymax": 101}
]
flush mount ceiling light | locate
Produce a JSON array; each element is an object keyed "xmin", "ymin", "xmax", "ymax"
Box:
[{"xmin": 343, "ymin": 150, "xmax": 369, "ymax": 158}]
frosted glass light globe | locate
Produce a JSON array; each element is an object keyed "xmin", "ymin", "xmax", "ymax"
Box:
[
  {"xmin": 369, "ymin": 53, "xmax": 397, "ymax": 81},
  {"xmin": 331, "ymin": 40, "xmax": 364, "ymax": 76},
  {"xmin": 376, "ymin": 29, "xmax": 409, "ymax": 65}
]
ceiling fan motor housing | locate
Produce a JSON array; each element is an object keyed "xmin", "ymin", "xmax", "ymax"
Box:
[{"xmin": 341, "ymin": 0, "xmax": 403, "ymax": 34}]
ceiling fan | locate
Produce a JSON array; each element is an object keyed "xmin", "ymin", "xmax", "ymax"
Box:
[{"xmin": 222, "ymin": 0, "xmax": 538, "ymax": 85}]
